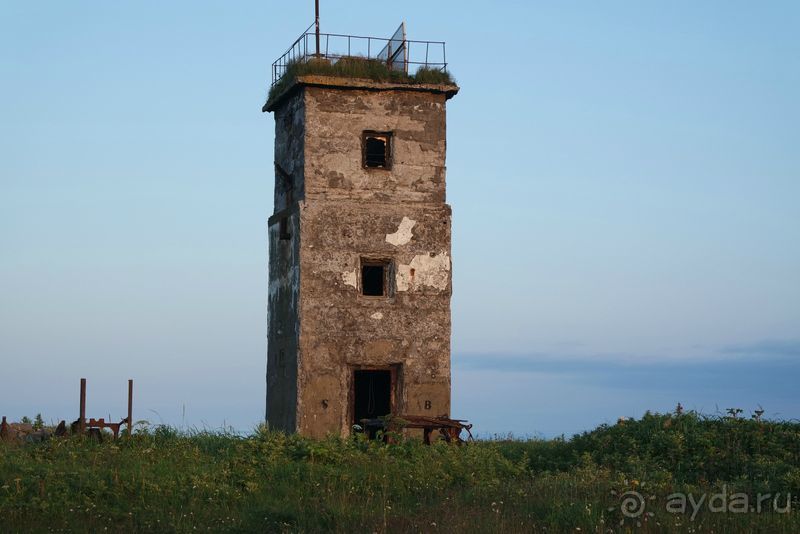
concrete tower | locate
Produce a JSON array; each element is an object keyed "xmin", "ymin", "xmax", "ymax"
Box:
[{"xmin": 263, "ymin": 34, "xmax": 458, "ymax": 437}]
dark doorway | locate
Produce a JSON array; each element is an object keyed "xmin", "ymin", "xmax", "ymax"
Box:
[{"xmin": 353, "ymin": 370, "xmax": 392, "ymax": 431}]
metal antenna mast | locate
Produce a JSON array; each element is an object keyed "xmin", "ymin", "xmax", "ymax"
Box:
[{"xmin": 315, "ymin": 0, "xmax": 320, "ymax": 57}]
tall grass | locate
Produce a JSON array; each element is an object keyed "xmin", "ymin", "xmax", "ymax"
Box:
[{"xmin": 1, "ymin": 412, "xmax": 798, "ymax": 532}]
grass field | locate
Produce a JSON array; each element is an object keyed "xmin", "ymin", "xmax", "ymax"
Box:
[{"xmin": 2, "ymin": 411, "xmax": 799, "ymax": 532}]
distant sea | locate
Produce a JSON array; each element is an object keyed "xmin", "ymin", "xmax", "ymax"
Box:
[{"xmin": 452, "ymin": 354, "xmax": 800, "ymax": 438}]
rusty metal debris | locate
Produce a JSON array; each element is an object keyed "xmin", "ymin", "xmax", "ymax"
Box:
[
  {"xmin": 360, "ymin": 414, "xmax": 474, "ymax": 444},
  {"xmin": 1, "ymin": 378, "xmax": 134, "ymax": 442},
  {"xmin": 74, "ymin": 378, "xmax": 134, "ymax": 440},
  {"xmin": 0, "ymin": 417, "xmax": 47, "ymax": 443}
]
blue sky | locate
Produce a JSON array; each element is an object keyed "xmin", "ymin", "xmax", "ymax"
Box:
[{"xmin": 1, "ymin": 1, "xmax": 798, "ymax": 437}]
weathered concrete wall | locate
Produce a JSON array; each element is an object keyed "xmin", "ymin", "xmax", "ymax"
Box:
[
  {"xmin": 297, "ymin": 201, "xmax": 452, "ymax": 437},
  {"xmin": 265, "ymin": 90, "xmax": 304, "ymax": 432},
  {"xmin": 303, "ymin": 87, "xmax": 448, "ymax": 204},
  {"xmin": 272, "ymin": 91, "xmax": 305, "ymax": 210},
  {"xmin": 267, "ymin": 80, "xmax": 455, "ymax": 437},
  {"xmin": 266, "ymin": 210, "xmax": 300, "ymax": 432}
]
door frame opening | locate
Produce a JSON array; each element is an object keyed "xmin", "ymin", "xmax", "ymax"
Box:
[{"xmin": 349, "ymin": 365, "xmax": 401, "ymax": 435}]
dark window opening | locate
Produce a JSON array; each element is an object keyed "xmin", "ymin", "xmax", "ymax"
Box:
[
  {"xmin": 363, "ymin": 132, "xmax": 391, "ymax": 169},
  {"xmin": 361, "ymin": 263, "xmax": 387, "ymax": 296},
  {"xmin": 283, "ymin": 174, "xmax": 294, "ymax": 207},
  {"xmin": 353, "ymin": 370, "xmax": 392, "ymax": 435},
  {"xmin": 275, "ymin": 162, "xmax": 295, "ymax": 209},
  {"xmin": 279, "ymin": 216, "xmax": 290, "ymax": 240},
  {"xmin": 275, "ymin": 163, "xmax": 292, "ymax": 241}
]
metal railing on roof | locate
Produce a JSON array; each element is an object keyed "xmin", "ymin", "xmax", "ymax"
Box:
[{"xmin": 271, "ymin": 23, "xmax": 447, "ymax": 87}]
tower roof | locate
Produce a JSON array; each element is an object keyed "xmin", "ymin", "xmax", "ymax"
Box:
[
  {"xmin": 263, "ymin": 74, "xmax": 459, "ymax": 113},
  {"xmin": 263, "ymin": 24, "xmax": 457, "ymax": 113}
]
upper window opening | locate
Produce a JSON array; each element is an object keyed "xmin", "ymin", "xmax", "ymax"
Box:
[
  {"xmin": 284, "ymin": 181, "xmax": 294, "ymax": 206},
  {"xmin": 363, "ymin": 132, "xmax": 392, "ymax": 169},
  {"xmin": 279, "ymin": 216, "xmax": 290, "ymax": 241},
  {"xmin": 361, "ymin": 260, "xmax": 390, "ymax": 297},
  {"xmin": 275, "ymin": 162, "xmax": 294, "ymax": 208}
]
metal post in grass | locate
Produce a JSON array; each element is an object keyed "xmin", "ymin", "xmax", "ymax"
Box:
[
  {"xmin": 79, "ymin": 378, "xmax": 86, "ymax": 435},
  {"xmin": 127, "ymin": 379, "xmax": 133, "ymax": 438}
]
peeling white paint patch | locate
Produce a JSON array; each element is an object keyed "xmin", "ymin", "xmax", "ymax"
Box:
[
  {"xmin": 341, "ymin": 270, "xmax": 358, "ymax": 289},
  {"xmin": 396, "ymin": 252, "xmax": 450, "ymax": 291},
  {"xmin": 370, "ymin": 312, "xmax": 383, "ymax": 320},
  {"xmin": 385, "ymin": 216, "xmax": 416, "ymax": 246}
]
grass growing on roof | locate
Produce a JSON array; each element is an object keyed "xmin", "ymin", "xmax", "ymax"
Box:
[{"xmin": 267, "ymin": 57, "xmax": 455, "ymax": 103}]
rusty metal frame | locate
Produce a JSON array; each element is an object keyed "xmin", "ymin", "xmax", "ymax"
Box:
[
  {"xmin": 75, "ymin": 378, "xmax": 134, "ymax": 439},
  {"xmin": 362, "ymin": 414, "xmax": 474, "ymax": 445}
]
